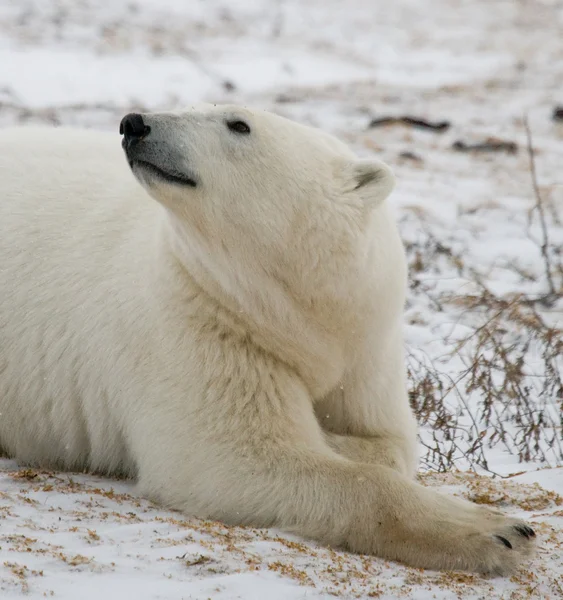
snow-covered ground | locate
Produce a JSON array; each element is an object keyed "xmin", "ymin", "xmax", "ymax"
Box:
[{"xmin": 1, "ymin": 0, "xmax": 562, "ymax": 597}]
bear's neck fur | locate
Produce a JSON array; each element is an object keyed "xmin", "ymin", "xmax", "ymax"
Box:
[{"xmin": 157, "ymin": 214, "xmax": 371, "ymax": 399}]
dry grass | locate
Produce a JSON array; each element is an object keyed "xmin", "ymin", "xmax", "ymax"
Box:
[{"xmin": 406, "ymin": 185, "xmax": 562, "ymax": 473}]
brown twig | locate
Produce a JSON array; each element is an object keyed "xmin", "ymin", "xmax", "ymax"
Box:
[
  {"xmin": 452, "ymin": 138, "xmax": 518, "ymax": 154},
  {"xmin": 524, "ymin": 115, "xmax": 558, "ymax": 305},
  {"xmin": 368, "ymin": 116, "xmax": 450, "ymax": 132}
]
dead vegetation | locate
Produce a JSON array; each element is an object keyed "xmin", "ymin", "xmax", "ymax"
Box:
[
  {"xmin": 406, "ymin": 122, "xmax": 562, "ymax": 474},
  {"xmin": 408, "ymin": 303, "xmax": 562, "ymax": 473}
]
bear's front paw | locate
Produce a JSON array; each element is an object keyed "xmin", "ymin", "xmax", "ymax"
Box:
[
  {"xmin": 459, "ymin": 512, "xmax": 536, "ymax": 575},
  {"xmin": 387, "ymin": 496, "xmax": 538, "ymax": 575}
]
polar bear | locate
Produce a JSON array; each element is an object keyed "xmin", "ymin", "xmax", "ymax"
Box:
[{"xmin": 0, "ymin": 104, "xmax": 534, "ymax": 574}]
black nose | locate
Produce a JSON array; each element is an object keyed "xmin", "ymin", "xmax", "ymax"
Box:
[{"xmin": 119, "ymin": 113, "xmax": 150, "ymax": 144}]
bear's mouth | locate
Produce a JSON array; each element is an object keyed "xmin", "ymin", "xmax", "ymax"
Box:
[{"xmin": 130, "ymin": 159, "xmax": 197, "ymax": 188}]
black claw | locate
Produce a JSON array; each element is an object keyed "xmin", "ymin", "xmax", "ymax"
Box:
[
  {"xmin": 495, "ymin": 535, "xmax": 513, "ymax": 549},
  {"xmin": 513, "ymin": 524, "xmax": 536, "ymax": 539}
]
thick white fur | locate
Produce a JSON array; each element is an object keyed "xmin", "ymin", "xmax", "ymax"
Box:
[{"xmin": 0, "ymin": 105, "xmax": 534, "ymax": 574}]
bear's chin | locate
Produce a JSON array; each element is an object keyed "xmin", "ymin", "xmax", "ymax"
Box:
[{"xmin": 130, "ymin": 159, "xmax": 197, "ymax": 188}]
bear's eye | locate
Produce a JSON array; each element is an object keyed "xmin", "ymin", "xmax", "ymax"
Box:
[{"xmin": 227, "ymin": 120, "xmax": 251, "ymax": 135}]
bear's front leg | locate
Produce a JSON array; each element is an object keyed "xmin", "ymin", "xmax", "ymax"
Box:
[{"xmin": 128, "ymin": 352, "xmax": 535, "ymax": 575}]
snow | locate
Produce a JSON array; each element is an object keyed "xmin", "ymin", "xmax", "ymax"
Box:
[{"xmin": 0, "ymin": 0, "xmax": 562, "ymax": 597}]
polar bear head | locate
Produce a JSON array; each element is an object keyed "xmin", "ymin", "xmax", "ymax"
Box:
[{"xmin": 120, "ymin": 103, "xmax": 394, "ymax": 277}]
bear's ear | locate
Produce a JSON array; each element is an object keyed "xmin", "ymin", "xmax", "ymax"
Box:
[{"xmin": 341, "ymin": 159, "xmax": 396, "ymax": 209}]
